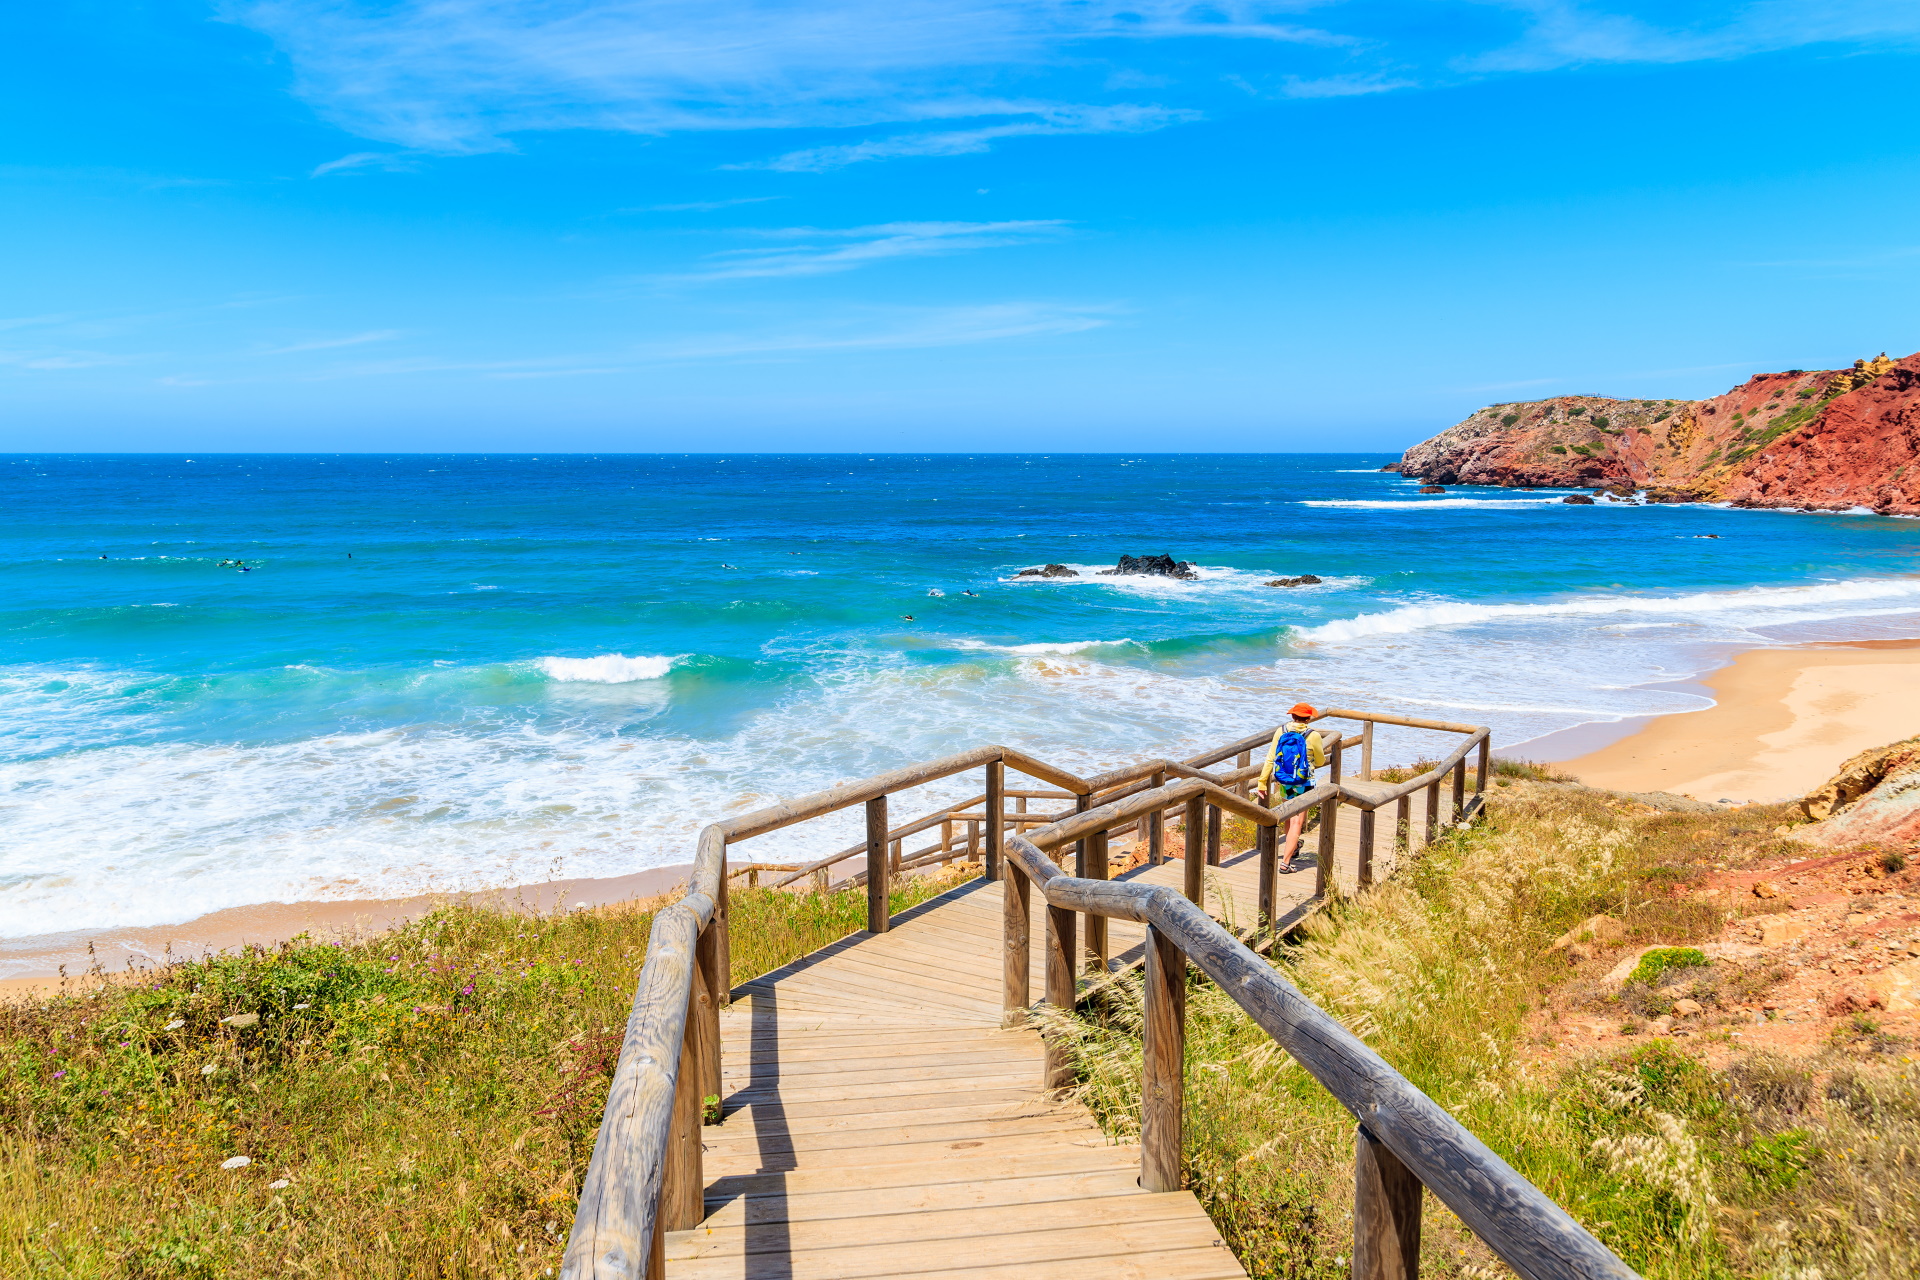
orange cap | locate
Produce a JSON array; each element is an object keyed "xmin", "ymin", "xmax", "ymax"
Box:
[{"xmin": 1290, "ymin": 702, "xmax": 1317, "ymax": 720}]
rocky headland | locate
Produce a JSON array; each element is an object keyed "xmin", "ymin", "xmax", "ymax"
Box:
[{"xmin": 1398, "ymin": 351, "xmax": 1920, "ymax": 512}]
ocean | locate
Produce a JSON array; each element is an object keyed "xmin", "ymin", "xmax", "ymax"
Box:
[{"xmin": 6, "ymin": 452, "xmax": 1920, "ymax": 954}]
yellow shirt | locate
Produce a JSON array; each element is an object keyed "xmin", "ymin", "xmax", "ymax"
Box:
[{"xmin": 1256, "ymin": 722, "xmax": 1327, "ymax": 792}]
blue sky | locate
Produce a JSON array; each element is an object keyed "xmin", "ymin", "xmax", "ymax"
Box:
[{"xmin": 3, "ymin": 2, "xmax": 1918, "ymax": 451}]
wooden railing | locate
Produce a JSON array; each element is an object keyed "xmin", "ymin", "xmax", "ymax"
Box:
[{"xmin": 560, "ymin": 711, "xmax": 1633, "ymax": 1280}]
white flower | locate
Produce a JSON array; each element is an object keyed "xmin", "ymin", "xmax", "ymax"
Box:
[
  {"xmin": 292, "ymin": 1003, "xmax": 310, "ymax": 1010},
  {"xmin": 164, "ymin": 1019, "xmax": 185, "ymax": 1031},
  {"xmin": 267, "ymin": 1179, "xmax": 290, "ymax": 1189},
  {"xmin": 219, "ymin": 1155, "xmax": 251, "ymax": 1170},
  {"xmin": 200, "ymin": 1064, "xmax": 218, "ymax": 1076}
]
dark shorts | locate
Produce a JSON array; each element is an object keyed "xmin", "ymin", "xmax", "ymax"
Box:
[{"xmin": 1277, "ymin": 781, "xmax": 1311, "ymax": 800}]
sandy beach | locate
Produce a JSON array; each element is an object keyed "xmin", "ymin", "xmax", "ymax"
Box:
[
  {"xmin": 0, "ymin": 863, "xmax": 695, "ymax": 997},
  {"xmin": 1567, "ymin": 639, "xmax": 1920, "ymax": 803}
]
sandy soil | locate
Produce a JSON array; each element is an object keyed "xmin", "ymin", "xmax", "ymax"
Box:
[
  {"xmin": 1567, "ymin": 640, "xmax": 1920, "ymax": 803},
  {"xmin": 1531, "ymin": 847, "xmax": 1920, "ymax": 1064}
]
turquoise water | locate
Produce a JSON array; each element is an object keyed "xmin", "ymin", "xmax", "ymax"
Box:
[{"xmin": 6, "ymin": 452, "xmax": 1920, "ymax": 946}]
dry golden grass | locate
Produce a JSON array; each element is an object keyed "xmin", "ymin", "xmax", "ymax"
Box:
[{"xmin": 1043, "ymin": 784, "xmax": 1920, "ymax": 1279}]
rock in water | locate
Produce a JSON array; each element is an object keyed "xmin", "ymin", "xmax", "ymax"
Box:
[
  {"xmin": 1265, "ymin": 575, "xmax": 1324, "ymax": 587},
  {"xmin": 1014, "ymin": 564, "xmax": 1079, "ymax": 578},
  {"xmin": 1562, "ymin": 495, "xmax": 1596, "ymax": 505},
  {"xmin": 1098, "ymin": 554, "xmax": 1197, "ymax": 580},
  {"xmin": 1418, "ymin": 484, "xmax": 1447, "ymax": 494}
]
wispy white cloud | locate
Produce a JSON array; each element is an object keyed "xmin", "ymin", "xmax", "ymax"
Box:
[
  {"xmin": 223, "ymin": 0, "xmax": 1325, "ymax": 160},
  {"xmin": 747, "ymin": 105, "xmax": 1199, "ymax": 171},
  {"xmin": 311, "ymin": 151, "xmax": 420, "ymax": 177},
  {"xmin": 256, "ymin": 329, "xmax": 404, "ymax": 355},
  {"xmin": 626, "ymin": 196, "xmax": 786, "ymax": 213},
  {"xmin": 226, "ymin": 0, "xmax": 1920, "ymax": 172},
  {"xmin": 1464, "ymin": 0, "xmax": 1920, "ymax": 73},
  {"xmin": 161, "ymin": 302, "xmax": 1116, "ymax": 384},
  {"xmin": 663, "ymin": 220, "xmax": 1069, "ymax": 281}
]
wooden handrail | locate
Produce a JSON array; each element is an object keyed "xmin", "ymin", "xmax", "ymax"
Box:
[
  {"xmin": 1000, "ymin": 830, "xmax": 1636, "ymax": 1280},
  {"xmin": 561, "ymin": 712, "xmax": 1505, "ymax": 1280}
]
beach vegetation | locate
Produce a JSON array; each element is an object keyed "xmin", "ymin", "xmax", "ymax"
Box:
[
  {"xmin": 1550, "ymin": 445, "xmax": 1569, "ymax": 454},
  {"xmin": 1501, "ymin": 413, "xmax": 1520, "ymax": 426},
  {"xmin": 0, "ymin": 869, "xmax": 971, "ymax": 1277},
  {"xmin": 1042, "ymin": 784, "xmax": 1920, "ymax": 1279}
]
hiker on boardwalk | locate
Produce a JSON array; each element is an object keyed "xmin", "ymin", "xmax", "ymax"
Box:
[{"xmin": 1254, "ymin": 701, "xmax": 1327, "ymax": 871}]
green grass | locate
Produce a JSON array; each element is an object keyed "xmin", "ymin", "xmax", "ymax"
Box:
[
  {"xmin": 1040, "ymin": 785, "xmax": 1920, "ymax": 1278},
  {"xmin": 0, "ymin": 868, "xmax": 972, "ymax": 1277}
]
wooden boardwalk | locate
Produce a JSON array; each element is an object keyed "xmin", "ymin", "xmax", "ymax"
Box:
[{"xmin": 664, "ymin": 789, "xmax": 1441, "ymax": 1279}]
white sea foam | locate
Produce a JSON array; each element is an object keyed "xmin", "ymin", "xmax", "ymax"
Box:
[
  {"xmin": 953, "ymin": 638, "xmax": 1138, "ymax": 655},
  {"xmin": 538, "ymin": 653, "xmax": 680, "ymax": 683},
  {"xmin": 1297, "ymin": 577, "xmax": 1920, "ymax": 644}
]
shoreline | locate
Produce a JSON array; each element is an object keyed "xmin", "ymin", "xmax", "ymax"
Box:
[
  {"xmin": 15, "ymin": 633, "xmax": 1920, "ymax": 992},
  {"xmin": 0, "ymin": 863, "xmax": 697, "ymax": 995},
  {"xmin": 1562, "ymin": 637, "xmax": 1920, "ymax": 802}
]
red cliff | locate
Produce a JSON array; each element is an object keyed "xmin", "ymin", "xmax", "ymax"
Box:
[{"xmin": 1400, "ymin": 352, "xmax": 1920, "ymax": 512}]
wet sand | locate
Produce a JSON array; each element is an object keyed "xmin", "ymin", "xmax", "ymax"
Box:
[{"xmin": 1566, "ymin": 639, "xmax": 1920, "ymax": 803}]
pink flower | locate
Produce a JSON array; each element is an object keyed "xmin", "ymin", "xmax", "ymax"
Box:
[{"xmin": 51, "ymin": 1070, "xmax": 66, "ymax": 1080}]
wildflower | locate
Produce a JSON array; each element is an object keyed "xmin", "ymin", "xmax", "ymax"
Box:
[
  {"xmin": 219, "ymin": 1155, "xmax": 251, "ymax": 1170},
  {"xmin": 164, "ymin": 1019, "xmax": 185, "ymax": 1031},
  {"xmin": 268, "ymin": 1179, "xmax": 290, "ymax": 1189},
  {"xmin": 51, "ymin": 1070, "xmax": 66, "ymax": 1080},
  {"xmin": 201, "ymin": 1064, "xmax": 218, "ymax": 1076}
]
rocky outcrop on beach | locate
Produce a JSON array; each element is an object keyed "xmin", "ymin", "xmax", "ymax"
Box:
[
  {"xmin": 1797, "ymin": 734, "xmax": 1920, "ymax": 847},
  {"xmin": 1266, "ymin": 575, "xmax": 1322, "ymax": 587},
  {"xmin": 1015, "ymin": 564, "xmax": 1079, "ymax": 578},
  {"xmin": 1099, "ymin": 554, "xmax": 1197, "ymax": 580},
  {"xmin": 1398, "ymin": 351, "xmax": 1920, "ymax": 513}
]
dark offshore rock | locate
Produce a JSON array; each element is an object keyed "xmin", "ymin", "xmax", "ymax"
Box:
[
  {"xmin": 1265, "ymin": 575, "xmax": 1324, "ymax": 587},
  {"xmin": 1379, "ymin": 463, "xmax": 1402, "ymax": 473},
  {"xmin": 1562, "ymin": 495, "xmax": 1596, "ymax": 505},
  {"xmin": 1645, "ymin": 488, "xmax": 1704, "ymax": 504},
  {"xmin": 1418, "ymin": 485, "xmax": 1447, "ymax": 494},
  {"xmin": 1015, "ymin": 564, "xmax": 1079, "ymax": 578},
  {"xmin": 1098, "ymin": 554, "xmax": 1197, "ymax": 580}
]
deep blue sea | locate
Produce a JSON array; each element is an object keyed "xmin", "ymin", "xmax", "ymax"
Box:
[{"xmin": 6, "ymin": 452, "xmax": 1920, "ymax": 951}]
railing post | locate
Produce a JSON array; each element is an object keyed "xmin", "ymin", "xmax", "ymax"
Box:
[
  {"xmin": 1043, "ymin": 898, "xmax": 1077, "ymax": 1089},
  {"xmin": 712, "ymin": 845, "xmax": 731, "ymax": 1006},
  {"xmin": 1330, "ymin": 734, "xmax": 1344, "ymax": 785},
  {"xmin": 1361, "ymin": 720, "xmax": 1374, "ymax": 782},
  {"xmin": 1316, "ymin": 792, "xmax": 1338, "ymax": 899},
  {"xmin": 985, "ymin": 760, "xmax": 1005, "ymax": 881},
  {"xmin": 1148, "ymin": 770, "xmax": 1166, "ymax": 864},
  {"xmin": 1141, "ymin": 924, "xmax": 1186, "ymax": 1193},
  {"xmin": 866, "ymin": 795, "xmax": 890, "ymax": 934},
  {"xmin": 1205, "ymin": 804, "xmax": 1221, "ymax": 867},
  {"xmin": 1354, "ymin": 1124, "xmax": 1422, "ymax": 1280},
  {"xmin": 1236, "ymin": 749, "xmax": 1250, "ymax": 797},
  {"xmin": 693, "ymin": 922, "xmax": 723, "ymax": 1105},
  {"xmin": 660, "ymin": 965, "xmax": 708, "ymax": 1232},
  {"xmin": 1357, "ymin": 805, "xmax": 1377, "ymax": 888},
  {"xmin": 1451, "ymin": 757, "xmax": 1466, "ymax": 824},
  {"xmin": 1003, "ymin": 857, "xmax": 1030, "ymax": 1026},
  {"xmin": 1256, "ymin": 817, "xmax": 1277, "ymax": 928},
  {"xmin": 1182, "ymin": 794, "xmax": 1205, "ymax": 905},
  {"xmin": 1085, "ymin": 829, "xmax": 1109, "ymax": 972},
  {"xmin": 1424, "ymin": 776, "xmax": 1440, "ymax": 848},
  {"xmin": 941, "ymin": 818, "xmax": 952, "ymax": 866},
  {"xmin": 1475, "ymin": 735, "xmax": 1490, "ymax": 797},
  {"xmin": 1395, "ymin": 794, "xmax": 1410, "ymax": 859}
]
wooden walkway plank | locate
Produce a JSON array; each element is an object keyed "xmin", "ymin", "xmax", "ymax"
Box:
[{"xmin": 673, "ymin": 777, "xmax": 1457, "ymax": 1278}]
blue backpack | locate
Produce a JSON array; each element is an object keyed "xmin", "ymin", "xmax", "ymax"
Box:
[{"xmin": 1273, "ymin": 728, "xmax": 1313, "ymax": 787}]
